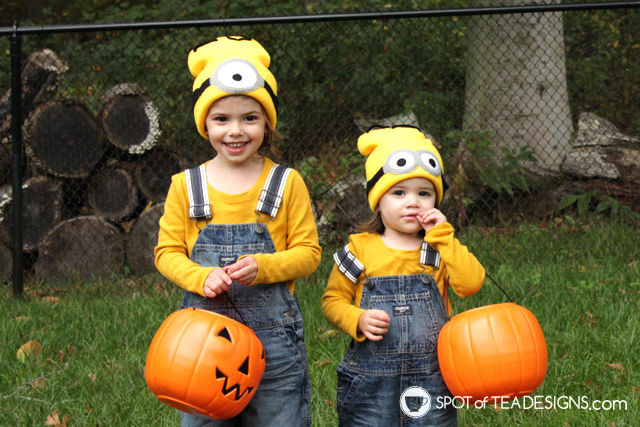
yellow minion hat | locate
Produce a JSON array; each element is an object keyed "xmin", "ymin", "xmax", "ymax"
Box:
[
  {"xmin": 358, "ymin": 126, "xmax": 446, "ymax": 211},
  {"xmin": 188, "ymin": 35, "xmax": 278, "ymax": 139}
]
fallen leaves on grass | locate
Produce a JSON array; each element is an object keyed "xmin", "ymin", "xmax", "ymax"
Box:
[
  {"xmin": 16, "ymin": 339, "xmax": 41, "ymax": 362},
  {"xmin": 580, "ymin": 311, "xmax": 597, "ymax": 327},
  {"xmin": 44, "ymin": 411, "xmax": 69, "ymax": 426},
  {"xmin": 30, "ymin": 379, "xmax": 48, "ymax": 390},
  {"xmin": 605, "ymin": 362, "xmax": 625, "ymax": 374}
]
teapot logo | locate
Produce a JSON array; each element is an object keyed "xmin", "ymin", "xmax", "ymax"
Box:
[{"xmin": 400, "ymin": 386, "xmax": 431, "ymax": 418}]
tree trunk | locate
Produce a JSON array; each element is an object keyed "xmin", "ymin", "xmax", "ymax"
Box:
[
  {"xmin": 463, "ymin": 0, "xmax": 572, "ymax": 173},
  {"xmin": 0, "ymin": 176, "xmax": 62, "ymax": 251},
  {"xmin": 134, "ymin": 146, "xmax": 192, "ymax": 202},
  {"xmin": 126, "ymin": 203, "xmax": 164, "ymax": 275},
  {"xmin": 35, "ymin": 215, "xmax": 124, "ymax": 284},
  {"xmin": 0, "ymin": 49, "xmax": 68, "ymax": 145},
  {"xmin": 87, "ymin": 163, "xmax": 140, "ymax": 221},
  {"xmin": 24, "ymin": 99, "xmax": 105, "ymax": 178},
  {"xmin": 99, "ymin": 83, "xmax": 161, "ymax": 155}
]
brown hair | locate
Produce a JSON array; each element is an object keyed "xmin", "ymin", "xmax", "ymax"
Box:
[
  {"xmin": 259, "ymin": 121, "xmax": 281, "ymax": 157},
  {"xmin": 356, "ymin": 209, "xmax": 385, "ymax": 234}
]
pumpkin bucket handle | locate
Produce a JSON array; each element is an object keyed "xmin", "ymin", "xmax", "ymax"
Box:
[
  {"xmin": 442, "ymin": 272, "xmax": 513, "ymax": 319},
  {"xmin": 485, "ymin": 272, "xmax": 513, "ymax": 302},
  {"xmin": 193, "ymin": 290, "xmax": 248, "ymax": 325}
]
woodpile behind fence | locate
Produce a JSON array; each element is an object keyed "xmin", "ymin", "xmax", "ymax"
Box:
[{"xmin": 1, "ymin": 49, "xmax": 192, "ymax": 284}]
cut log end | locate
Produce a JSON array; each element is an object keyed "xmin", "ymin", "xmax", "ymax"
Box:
[
  {"xmin": 24, "ymin": 100, "xmax": 105, "ymax": 178},
  {"xmin": 100, "ymin": 84, "xmax": 161, "ymax": 155},
  {"xmin": 88, "ymin": 166, "xmax": 140, "ymax": 221},
  {"xmin": 0, "ymin": 176, "xmax": 62, "ymax": 251},
  {"xmin": 0, "ymin": 243, "xmax": 11, "ymax": 282},
  {"xmin": 35, "ymin": 216, "xmax": 124, "ymax": 284},
  {"xmin": 126, "ymin": 203, "xmax": 164, "ymax": 275},
  {"xmin": 135, "ymin": 147, "xmax": 193, "ymax": 202}
]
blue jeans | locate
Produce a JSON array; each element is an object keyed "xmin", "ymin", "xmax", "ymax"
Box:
[
  {"xmin": 180, "ymin": 223, "xmax": 311, "ymax": 427},
  {"xmin": 336, "ymin": 274, "xmax": 456, "ymax": 426}
]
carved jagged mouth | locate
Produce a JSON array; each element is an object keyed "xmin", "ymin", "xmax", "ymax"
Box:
[{"xmin": 215, "ymin": 368, "xmax": 254, "ymax": 400}]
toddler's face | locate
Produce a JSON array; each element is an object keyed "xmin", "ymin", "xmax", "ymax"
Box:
[{"xmin": 378, "ymin": 177, "xmax": 436, "ymax": 237}]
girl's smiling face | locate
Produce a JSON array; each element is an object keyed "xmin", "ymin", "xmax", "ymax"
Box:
[
  {"xmin": 377, "ymin": 177, "xmax": 437, "ymax": 239},
  {"xmin": 204, "ymin": 95, "xmax": 267, "ymax": 166}
]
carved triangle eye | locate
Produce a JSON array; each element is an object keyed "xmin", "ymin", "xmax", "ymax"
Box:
[
  {"xmin": 239, "ymin": 357, "xmax": 249, "ymax": 375},
  {"xmin": 217, "ymin": 327, "xmax": 232, "ymax": 342}
]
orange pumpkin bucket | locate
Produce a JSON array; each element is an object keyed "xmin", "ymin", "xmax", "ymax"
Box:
[
  {"xmin": 437, "ymin": 302, "xmax": 547, "ymax": 403},
  {"xmin": 145, "ymin": 308, "xmax": 265, "ymax": 419}
]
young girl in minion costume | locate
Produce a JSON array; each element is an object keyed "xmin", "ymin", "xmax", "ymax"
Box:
[
  {"xmin": 322, "ymin": 126, "xmax": 485, "ymax": 425},
  {"xmin": 155, "ymin": 36, "xmax": 321, "ymax": 426}
]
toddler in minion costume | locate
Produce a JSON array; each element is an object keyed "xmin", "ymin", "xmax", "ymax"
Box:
[
  {"xmin": 322, "ymin": 126, "xmax": 485, "ymax": 425},
  {"xmin": 155, "ymin": 36, "xmax": 321, "ymax": 426}
]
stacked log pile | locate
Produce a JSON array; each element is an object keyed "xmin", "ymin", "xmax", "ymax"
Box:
[{"xmin": 1, "ymin": 49, "xmax": 193, "ymax": 284}]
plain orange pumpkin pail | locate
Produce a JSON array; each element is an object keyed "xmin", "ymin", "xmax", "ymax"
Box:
[
  {"xmin": 437, "ymin": 302, "xmax": 547, "ymax": 403},
  {"xmin": 145, "ymin": 308, "xmax": 265, "ymax": 420}
]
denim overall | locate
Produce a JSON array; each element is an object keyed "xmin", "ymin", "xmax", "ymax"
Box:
[
  {"xmin": 179, "ymin": 164, "xmax": 311, "ymax": 427},
  {"xmin": 333, "ymin": 243, "xmax": 456, "ymax": 426}
]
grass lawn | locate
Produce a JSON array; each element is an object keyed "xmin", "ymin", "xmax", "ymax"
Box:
[{"xmin": 1, "ymin": 218, "xmax": 638, "ymax": 425}]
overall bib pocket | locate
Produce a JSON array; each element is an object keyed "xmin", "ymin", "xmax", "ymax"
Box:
[
  {"xmin": 364, "ymin": 292, "xmax": 441, "ymax": 355},
  {"xmin": 192, "ymin": 242, "xmax": 272, "ymax": 307}
]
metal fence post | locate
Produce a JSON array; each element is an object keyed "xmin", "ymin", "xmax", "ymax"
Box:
[{"xmin": 10, "ymin": 22, "xmax": 24, "ymax": 297}]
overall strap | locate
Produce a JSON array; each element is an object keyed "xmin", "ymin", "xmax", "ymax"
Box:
[
  {"xmin": 333, "ymin": 245, "xmax": 365, "ymax": 284},
  {"xmin": 185, "ymin": 164, "xmax": 212, "ymax": 221},
  {"xmin": 420, "ymin": 241, "xmax": 440, "ymax": 269},
  {"xmin": 334, "ymin": 242, "xmax": 439, "ymax": 284},
  {"xmin": 256, "ymin": 163, "xmax": 292, "ymax": 218}
]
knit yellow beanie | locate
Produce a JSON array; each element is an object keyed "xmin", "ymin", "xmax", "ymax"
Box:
[
  {"xmin": 358, "ymin": 126, "xmax": 445, "ymax": 211},
  {"xmin": 188, "ymin": 35, "xmax": 278, "ymax": 139}
]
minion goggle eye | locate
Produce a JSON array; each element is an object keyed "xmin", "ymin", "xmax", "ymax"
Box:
[
  {"xmin": 367, "ymin": 149, "xmax": 442, "ymax": 195},
  {"xmin": 211, "ymin": 58, "xmax": 263, "ymax": 93},
  {"xmin": 383, "ymin": 149, "xmax": 442, "ymax": 177},
  {"xmin": 191, "ymin": 58, "xmax": 279, "ymax": 114}
]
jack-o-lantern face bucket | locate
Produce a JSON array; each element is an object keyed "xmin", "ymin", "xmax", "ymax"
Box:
[
  {"xmin": 145, "ymin": 308, "xmax": 265, "ymax": 419},
  {"xmin": 437, "ymin": 303, "xmax": 547, "ymax": 403}
]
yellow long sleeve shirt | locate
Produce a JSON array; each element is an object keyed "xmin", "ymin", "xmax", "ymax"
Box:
[
  {"xmin": 321, "ymin": 223, "xmax": 485, "ymax": 341},
  {"xmin": 155, "ymin": 158, "xmax": 321, "ymax": 296}
]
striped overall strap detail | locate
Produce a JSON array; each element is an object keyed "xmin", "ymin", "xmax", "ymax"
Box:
[
  {"xmin": 185, "ymin": 164, "xmax": 212, "ymax": 221},
  {"xmin": 333, "ymin": 244, "xmax": 365, "ymax": 284},
  {"xmin": 420, "ymin": 241, "xmax": 440, "ymax": 269},
  {"xmin": 256, "ymin": 164, "xmax": 292, "ymax": 218}
]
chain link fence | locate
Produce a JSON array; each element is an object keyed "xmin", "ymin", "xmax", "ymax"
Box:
[{"xmin": 1, "ymin": 3, "xmax": 639, "ymax": 286}]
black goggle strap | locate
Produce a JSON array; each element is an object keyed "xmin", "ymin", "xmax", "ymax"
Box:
[
  {"xmin": 365, "ymin": 167, "xmax": 385, "ymax": 195},
  {"xmin": 185, "ymin": 164, "xmax": 212, "ymax": 221},
  {"xmin": 365, "ymin": 167, "xmax": 448, "ymax": 207},
  {"xmin": 192, "ymin": 76, "xmax": 278, "ymax": 115},
  {"xmin": 333, "ymin": 245, "xmax": 365, "ymax": 284}
]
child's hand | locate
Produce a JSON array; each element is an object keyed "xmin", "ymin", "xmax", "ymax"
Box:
[
  {"xmin": 203, "ymin": 267, "xmax": 232, "ymax": 297},
  {"xmin": 224, "ymin": 256, "xmax": 258, "ymax": 286},
  {"xmin": 358, "ymin": 309, "xmax": 390, "ymax": 341},
  {"xmin": 417, "ymin": 208, "xmax": 446, "ymax": 232}
]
